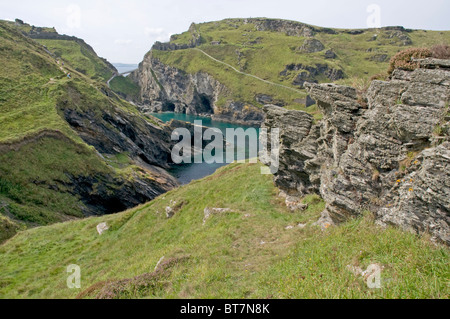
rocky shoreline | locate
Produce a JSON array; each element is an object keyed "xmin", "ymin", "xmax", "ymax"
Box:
[{"xmin": 129, "ymin": 53, "xmax": 265, "ymax": 127}]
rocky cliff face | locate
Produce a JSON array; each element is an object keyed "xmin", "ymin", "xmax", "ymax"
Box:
[
  {"xmin": 60, "ymin": 82, "xmax": 174, "ymax": 169},
  {"xmin": 245, "ymin": 18, "xmax": 319, "ymax": 37},
  {"xmin": 261, "ymin": 58, "xmax": 450, "ymax": 244},
  {"xmin": 129, "ymin": 52, "xmax": 264, "ymax": 126},
  {"xmin": 280, "ymin": 63, "xmax": 345, "ymax": 88}
]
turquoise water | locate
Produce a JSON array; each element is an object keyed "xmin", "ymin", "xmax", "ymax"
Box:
[{"xmin": 151, "ymin": 113, "xmax": 261, "ymax": 184}]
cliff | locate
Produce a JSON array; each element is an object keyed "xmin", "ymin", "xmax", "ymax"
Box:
[
  {"xmin": 7, "ymin": 19, "xmax": 118, "ymax": 82},
  {"xmin": 0, "ymin": 20, "xmax": 178, "ymax": 241},
  {"xmin": 129, "ymin": 51, "xmax": 264, "ymax": 125},
  {"xmin": 261, "ymin": 58, "xmax": 450, "ymax": 244},
  {"xmin": 130, "ymin": 18, "xmax": 449, "ymax": 125}
]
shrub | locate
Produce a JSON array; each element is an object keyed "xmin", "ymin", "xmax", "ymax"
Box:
[
  {"xmin": 387, "ymin": 48, "xmax": 432, "ymax": 74},
  {"xmin": 430, "ymin": 44, "xmax": 450, "ymax": 59},
  {"xmin": 370, "ymin": 73, "xmax": 388, "ymax": 81}
]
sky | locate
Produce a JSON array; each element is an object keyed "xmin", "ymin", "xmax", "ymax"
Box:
[{"xmin": 1, "ymin": 0, "xmax": 449, "ymax": 64}]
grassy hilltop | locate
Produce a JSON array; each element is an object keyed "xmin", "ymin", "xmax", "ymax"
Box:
[
  {"xmin": 150, "ymin": 18, "xmax": 450, "ymax": 112},
  {"xmin": 5, "ymin": 19, "xmax": 117, "ymax": 82}
]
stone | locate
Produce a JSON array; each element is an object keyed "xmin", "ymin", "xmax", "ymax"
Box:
[
  {"xmin": 247, "ymin": 18, "xmax": 317, "ymax": 37},
  {"xmin": 382, "ymin": 30, "xmax": 412, "ymax": 46},
  {"xmin": 96, "ymin": 223, "xmax": 109, "ymax": 235},
  {"xmin": 129, "ymin": 54, "xmax": 264, "ymax": 126},
  {"xmin": 285, "ymin": 196, "xmax": 308, "ymax": 212},
  {"xmin": 166, "ymin": 200, "xmax": 185, "ymax": 219},
  {"xmin": 369, "ymin": 54, "xmax": 389, "ymax": 63},
  {"xmin": 313, "ymin": 211, "xmax": 335, "ymax": 231},
  {"xmin": 298, "ymin": 38, "xmax": 325, "ymax": 53},
  {"xmin": 165, "ymin": 206, "xmax": 175, "ymax": 219},
  {"xmin": 260, "ymin": 106, "xmax": 318, "ymax": 196},
  {"xmin": 324, "ymin": 50, "xmax": 337, "ymax": 59},
  {"xmin": 280, "ymin": 63, "xmax": 345, "ymax": 88}
]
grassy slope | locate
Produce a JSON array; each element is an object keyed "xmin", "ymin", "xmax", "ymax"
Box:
[
  {"xmin": 153, "ymin": 19, "xmax": 450, "ymax": 111},
  {"xmin": 5, "ymin": 20, "xmax": 116, "ymax": 82},
  {"xmin": 0, "ymin": 21, "xmax": 162, "ymax": 235},
  {"xmin": 36, "ymin": 39, "xmax": 115, "ymax": 82},
  {"xmin": 0, "ymin": 162, "xmax": 447, "ymax": 299},
  {"xmin": 109, "ymin": 75, "xmax": 141, "ymax": 100}
]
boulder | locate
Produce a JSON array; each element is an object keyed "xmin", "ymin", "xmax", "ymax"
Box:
[
  {"xmin": 203, "ymin": 207, "xmax": 232, "ymax": 224},
  {"xmin": 96, "ymin": 223, "xmax": 109, "ymax": 235},
  {"xmin": 298, "ymin": 39, "xmax": 325, "ymax": 53},
  {"xmin": 324, "ymin": 50, "xmax": 337, "ymax": 59}
]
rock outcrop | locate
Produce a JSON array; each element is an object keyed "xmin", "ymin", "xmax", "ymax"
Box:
[
  {"xmin": 59, "ymin": 82, "xmax": 174, "ymax": 169},
  {"xmin": 129, "ymin": 53, "xmax": 264, "ymax": 126},
  {"xmin": 69, "ymin": 162, "xmax": 178, "ymax": 216},
  {"xmin": 261, "ymin": 59, "xmax": 450, "ymax": 244},
  {"xmin": 156, "ymin": 23, "xmax": 204, "ymax": 51},
  {"xmin": 280, "ymin": 63, "xmax": 345, "ymax": 88},
  {"xmin": 298, "ymin": 38, "xmax": 325, "ymax": 53}
]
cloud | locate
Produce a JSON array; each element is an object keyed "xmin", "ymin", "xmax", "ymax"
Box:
[
  {"xmin": 66, "ymin": 4, "xmax": 81, "ymax": 29},
  {"xmin": 144, "ymin": 27, "xmax": 171, "ymax": 42},
  {"xmin": 114, "ymin": 39, "xmax": 133, "ymax": 45}
]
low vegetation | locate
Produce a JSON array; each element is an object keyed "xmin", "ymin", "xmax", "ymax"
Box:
[
  {"xmin": 152, "ymin": 19, "xmax": 450, "ymax": 110},
  {"xmin": 109, "ymin": 75, "xmax": 141, "ymax": 101},
  {"xmin": 4, "ymin": 19, "xmax": 117, "ymax": 83},
  {"xmin": 430, "ymin": 44, "xmax": 450, "ymax": 59},
  {"xmin": 387, "ymin": 44, "xmax": 450, "ymax": 74},
  {"xmin": 0, "ymin": 20, "xmax": 163, "ymax": 238},
  {"xmin": 0, "ymin": 18, "xmax": 448, "ymax": 300},
  {"xmin": 387, "ymin": 47, "xmax": 432, "ymax": 74},
  {"xmin": 37, "ymin": 39, "xmax": 116, "ymax": 82},
  {"xmin": 0, "ymin": 163, "xmax": 447, "ymax": 299}
]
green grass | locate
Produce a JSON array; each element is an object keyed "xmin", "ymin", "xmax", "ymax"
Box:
[
  {"xmin": 0, "ymin": 162, "xmax": 447, "ymax": 299},
  {"xmin": 0, "ymin": 19, "xmax": 141, "ymax": 143},
  {"xmin": 4, "ymin": 20, "xmax": 116, "ymax": 82},
  {"xmin": 152, "ymin": 18, "xmax": 450, "ymax": 110},
  {"xmin": 0, "ymin": 137, "xmax": 111, "ymax": 226},
  {"xmin": 109, "ymin": 76, "xmax": 141, "ymax": 100},
  {"xmin": 0, "ymin": 20, "xmax": 166, "ymax": 237}
]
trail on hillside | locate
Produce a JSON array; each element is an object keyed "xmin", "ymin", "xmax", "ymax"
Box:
[{"xmin": 193, "ymin": 48, "xmax": 304, "ymax": 95}]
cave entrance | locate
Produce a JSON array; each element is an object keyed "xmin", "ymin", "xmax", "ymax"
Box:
[
  {"xmin": 163, "ymin": 101, "xmax": 176, "ymax": 112},
  {"xmin": 198, "ymin": 94, "xmax": 214, "ymax": 114}
]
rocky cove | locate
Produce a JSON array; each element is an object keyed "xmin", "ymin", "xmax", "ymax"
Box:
[
  {"xmin": 151, "ymin": 112, "xmax": 261, "ymax": 184},
  {"xmin": 124, "ymin": 55, "xmax": 450, "ymax": 245},
  {"xmin": 129, "ymin": 51, "xmax": 265, "ymax": 126},
  {"xmin": 124, "ymin": 34, "xmax": 449, "ymax": 245}
]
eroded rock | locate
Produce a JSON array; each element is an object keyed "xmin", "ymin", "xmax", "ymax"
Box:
[
  {"xmin": 298, "ymin": 38, "xmax": 325, "ymax": 53},
  {"xmin": 261, "ymin": 58, "xmax": 450, "ymax": 244},
  {"xmin": 96, "ymin": 222, "xmax": 109, "ymax": 235}
]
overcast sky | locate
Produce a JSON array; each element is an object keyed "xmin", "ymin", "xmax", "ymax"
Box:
[{"xmin": 1, "ymin": 0, "xmax": 449, "ymax": 64}]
